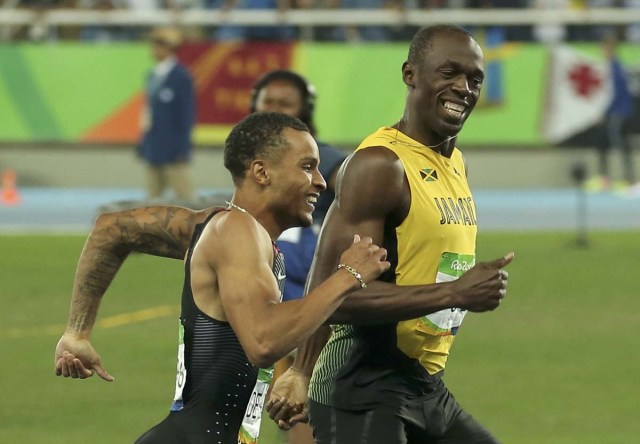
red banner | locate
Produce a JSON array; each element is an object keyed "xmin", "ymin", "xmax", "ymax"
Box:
[
  {"xmin": 82, "ymin": 42, "xmax": 295, "ymax": 144},
  {"xmin": 179, "ymin": 42, "xmax": 295, "ymax": 125}
]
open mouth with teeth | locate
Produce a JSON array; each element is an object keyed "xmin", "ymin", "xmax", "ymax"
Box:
[
  {"xmin": 306, "ymin": 195, "xmax": 318, "ymax": 207},
  {"xmin": 442, "ymin": 101, "xmax": 466, "ymax": 120}
]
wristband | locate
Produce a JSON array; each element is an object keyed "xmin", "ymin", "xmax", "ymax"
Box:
[{"xmin": 336, "ymin": 263, "xmax": 367, "ymax": 288}]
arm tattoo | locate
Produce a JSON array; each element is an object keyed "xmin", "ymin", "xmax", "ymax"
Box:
[
  {"xmin": 66, "ymin": 206, "xmax": 206, "ymax": 334},
  {"xmin": 114, "ymin": 206, "xmax": 203, "ymax": 259}
]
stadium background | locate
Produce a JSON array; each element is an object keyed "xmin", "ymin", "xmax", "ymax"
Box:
[{"xmin": 1, "ymin": 9, "xmax": 640, "ymax": 444}]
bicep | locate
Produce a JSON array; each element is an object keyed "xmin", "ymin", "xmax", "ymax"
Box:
[
  {"xmin": 99, "ymin": 206, "xmax": 208, "ymax": 259},
  {"xmin": 308, "ymin": 207, "xmax": 385, "ymax": 291},
  {"xmin": 214, "ymin": 226, "xmax": 280, "ymax": 339},
  {"xmin": 218, "ymin": 260, "xmax": 279, "ymax": 317},
  {"xmin": 308, "ymin": 148, "xmax": 404, "ymax": 290}
]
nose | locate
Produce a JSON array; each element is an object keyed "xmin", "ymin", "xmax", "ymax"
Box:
[
  {"xmin": 451, "ymin": 75, "xmax": 471, "ymax": 97},
  {"xmin": 314, "ymin": 170, "xmax": 327, "ymax": 191}
]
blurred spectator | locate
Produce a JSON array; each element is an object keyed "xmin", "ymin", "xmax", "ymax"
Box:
[
  {"xmin": 586, "ymin": 34, "xmax": 639, "ymax": 194},
  {"xmin": 13, "ymin": 0, "xmax": 70, "ymax": 41},
  {"xmin": 329, "ymin": 0, "xmax": 390, "ymax": 42},
  {"xmin": 532, "ymin": 0, "xmax": 569, "ymax": 44},
  {"xmin": 78, "ymin": 0, "xmax": 129, "ymax": 41},
  {"xmin": 624, "ymin": 0, "xmax": 640, "ymax": 41},
  {"xmin": 468, "ymin": 0, "xmax": 531, "ymax": 41},
  {"xmin": 209, "ymin": 0, "xmax": 296, "ymax": 41},
  {"xmin": 139, "ymin": 27, "xmax": 196, "ymax": 202},
  {"xmin": 587, "ymin": 0, "xmax": 624, "ymax": 41},
  {"xmin": 565, "ymin": 0, "xmax": 592, "ymax": 41}
]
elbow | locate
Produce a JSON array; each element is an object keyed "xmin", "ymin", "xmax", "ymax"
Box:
[
  {"xmin": 244, "ymin": 340, "xmax": 281, "ymax": 368},
  {"xmin": 245, "ymin": 349, "xmax": 276, "ymax": 369},
  {"xmin": 92, "ymin": 212, "xmax": 118, "ymax": 241},
  {"xmin": 93, "ymin": 211, "xmax": 113, "ymax": 230},
  {"xmin": 247, "ymin": 355, "xmax": 274, "ymax": 369},
  {"xmin": 91, "ymin": 212, "xmax": 130, "ymax": 256}
]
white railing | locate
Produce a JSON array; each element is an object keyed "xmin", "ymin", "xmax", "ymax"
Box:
[{"xmin": 1, "ymin": 8, "xmax": 640, "ymax": 27}]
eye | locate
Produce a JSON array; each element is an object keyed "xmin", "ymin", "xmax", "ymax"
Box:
[
  {"xmin": 440, "ymin": 70, "xmax": 455, "ymax": 79},
  {"xmin": 472, "ymin": 77, "xmax": 483, "ymax": 87}
]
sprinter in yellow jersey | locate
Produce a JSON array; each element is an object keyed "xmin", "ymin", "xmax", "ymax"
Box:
[{"xmin": 268, "ymin": 25, "xmax": 514, "ymax": 443}]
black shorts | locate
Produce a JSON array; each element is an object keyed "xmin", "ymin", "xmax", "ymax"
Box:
[
  {"xmin": 308, "ymin": 382, "xmax": 498, "ymax": 444},
  {"xmin": 134, "ymin": 409, "xmax": 239, "ymax": 444}
]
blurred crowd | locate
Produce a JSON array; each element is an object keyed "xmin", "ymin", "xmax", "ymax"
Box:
[{"xmin": 2, "ymin": 0, "xmax": 640, "ymax": 43}]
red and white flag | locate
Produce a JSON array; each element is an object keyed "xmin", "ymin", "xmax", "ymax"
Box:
[{"xmin": 541, "ymin": 45, "xmax": 612, "ymax": 143}]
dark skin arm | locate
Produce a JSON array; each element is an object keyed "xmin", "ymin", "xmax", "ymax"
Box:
[
  {"xmin": 54, "ymin": 206, "xmax": 209, "ymax": 380},
  {"xmin": 314, "ymin": 147, "xmax": 511, "ymax": 325}
]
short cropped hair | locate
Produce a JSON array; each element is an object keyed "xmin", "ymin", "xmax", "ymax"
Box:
[
  {"xmin": 407, "ymin": 25, "xmax": 474, "ymax": 65},
  {"xmin": 224, "ymin": 112, "xmax": 310, "ymax": 184}
]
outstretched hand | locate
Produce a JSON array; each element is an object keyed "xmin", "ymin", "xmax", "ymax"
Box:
[
  {"xmin": 54, "ymin": 334, "xmax": 114, "ymax": 382},
  {"xmin": 452, "ymin": 252, "xmax": 514, "ymax": 312},
  {"xmin": 266, "ymin": 367, "xmax": 310, "ymax": 430},
  {"xmin": 338, "ymin": 235, "xmax": 391, "ymax": 287}
]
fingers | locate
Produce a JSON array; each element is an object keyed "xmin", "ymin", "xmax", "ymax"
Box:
[
  {"xmin": 55, "ymin": 351, "xmax": 113, "ymax": 381},
  {"xmin": 94, "ymin": 363, "xmax": 114, "ymax": 382},
  {"xmin": 56, "ymin": 351, "xmax": 89, "ymax": 379},
  {"xmin": 351, "ymin": 235, "xmax": 385, "ymax": 260},
  {"xmin": 287, "ymin": 410, "xmax": 310, "ymax": 426},
  {"xmin": 268, "ymin": 399, "xmax": 305, "ymax": 431},
  {"xmin": 266, "ymin": 398, "xmax": 288, "ymax": 420},
  {"xmin": 55, "ymin": 357, "xmax": 64, "ymax": 376},
  {"xmin": 276, "ymin": 410, "xmax": 310, "ymax": 430},
  {"xmin": 74, "ymin": 358, "xmax": 94, "ymax": 379},
  {"xmin": 502, "ymin": 251, "xmax": 515, "ymax": 266},
  {"xmin": 267, "ymin": 399, "xmax": 303, "ymax": 421},
  {"xmin": 352, "ymin": 234, "xmax": 373, "ymax": 247},
  {"xmin": 485, "ymin": 252, "xmax": 515, "ymax": 269},
  {"xmin": 494, "ymin": 269, "xmax": 509, "ymax": 306}
]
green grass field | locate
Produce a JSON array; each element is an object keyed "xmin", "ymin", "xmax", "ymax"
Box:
[{"xmin": 1, "ymin": 231, "xmax": 639, "ymax": 443}]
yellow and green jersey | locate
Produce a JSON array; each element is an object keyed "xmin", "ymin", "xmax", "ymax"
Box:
[{"xmin": 308, "ymin": 127, "xmax": 478, "ymax": 409}]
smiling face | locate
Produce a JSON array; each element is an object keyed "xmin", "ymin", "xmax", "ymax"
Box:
[
  {"xmin": 405, "ymin": 30, "xmax": 484, "ymax": 144},
  {"xmin": 254, "ymin": 80, "xmax": 304, "ymax": 120},
  {"xmin": 267, "ymin": 128, "xmax": 326, "ymax": 228}
]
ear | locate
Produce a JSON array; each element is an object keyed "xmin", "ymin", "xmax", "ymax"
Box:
[
  {"xmin": 249, "ymin": 159, "xmax": 271, "ymax": 186},
  {"xmin": 402, "ymin": 61, "xmax": 415, "ymax": 87}
]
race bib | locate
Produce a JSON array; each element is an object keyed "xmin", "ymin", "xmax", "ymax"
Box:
[
  {"xmin": 170, "ymin": 321, "xmax": 186, "ymax": 411},
  {"xmin": 418, "ymin": 252, "xmax": 475, "ymax": 336},
  {"xmin": 238, "ymin": 367, "xmax": 274, "ymax": 444}
]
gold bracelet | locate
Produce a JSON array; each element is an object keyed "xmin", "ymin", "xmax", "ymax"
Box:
[{"xmin": 336, "ymin": 263, "xmax": 366, "ymax": 288}]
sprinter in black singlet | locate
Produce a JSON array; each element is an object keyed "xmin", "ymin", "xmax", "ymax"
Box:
[
  {"xmin": 135, "ymin": 210, "xmax": 286, "ymax": 444},
  {"xmin": 54, "ymin": 112, "xmax": 390, "ymax": 444}
]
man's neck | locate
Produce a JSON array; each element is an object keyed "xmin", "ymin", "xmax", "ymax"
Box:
[
  {"xmin": 228, "ymin": 193, "xmax": 286, "ymax": 242},
  {"xmin": 395, "ymin": 118, "xmax": 456, "ymax": 157}
]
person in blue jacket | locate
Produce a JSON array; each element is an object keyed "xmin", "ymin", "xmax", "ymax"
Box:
[
  {"xmin": 588, "ymin": 34, "xmax": 639, "ymax": 195},
  {"xmin": 139, "ymin": 27, "xmax": 196, "ymax": 202}
]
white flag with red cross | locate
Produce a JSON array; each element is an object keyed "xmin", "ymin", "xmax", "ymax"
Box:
[{"xmin": 541, "ymin": 45, "xmax": 612, "ymax": 144}]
